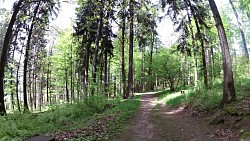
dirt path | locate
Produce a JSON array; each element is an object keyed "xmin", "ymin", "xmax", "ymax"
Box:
[
  {"xmin": 113, "ymin": 92, "xmax": 163, "ymax": 141},
  {"xmin": 114, "ymin": 92, "xmax": 241, "ymax": 141},
  {"xmin": 152, "ymin": 104, "xmax": 232, "ymax": 141}
]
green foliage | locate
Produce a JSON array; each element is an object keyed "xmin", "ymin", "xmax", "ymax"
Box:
[
  {"xmin": 78, "ymin": 96, "xmax": 141, "ymax": 141},
  {"xmin": 0, "ymin": 95, "xmax": 140, "ymax": 140},
  {"xmin": 153, "ymin": 47, "xmax": 181, "ymax": 91},
  {"xmin": 223, "ymin": 105, "xmax": 240, "ymax": 116},
  {"xmin": 158, "ymin": 81, "xmax": 223, "ymax": 111},
  {"xmin": 166, "ymin": 94, "xmax": 187, "ymax": 107},
  {"xmin": 158, "ymin": 73, "xmax": 250, "ymax": 113},
  {"xmin": 241, "ymin": 131, "xmax": 250, "ymax": 139}
]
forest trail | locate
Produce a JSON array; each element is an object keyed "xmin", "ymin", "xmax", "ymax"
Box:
[
  {"xmin": 113, "ymin": 92, "xmax": 163, "ymax": 141},
  {"xmin": 114, "ymin": 92, "xmax": 240, "ymax": 141}
]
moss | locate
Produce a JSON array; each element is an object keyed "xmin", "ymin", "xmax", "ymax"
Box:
[
  {"xmin": 223, "ymin": 105, "xmax": 240, "ymax": 116},
  {"xmin": 241, "ymin": 131, "xmax": 250, "ymax": 139}
]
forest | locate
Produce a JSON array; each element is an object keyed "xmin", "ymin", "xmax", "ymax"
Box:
[{"xmin": 0, "ymin": 0, "xmax": 250, "ymax": 140}]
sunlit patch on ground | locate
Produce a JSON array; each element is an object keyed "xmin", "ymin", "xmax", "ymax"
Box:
[
  {"xmin": 164, "ymin": 106, "xmax": 184, "ymax": 115},
  {"xmin": 158, "ymin": 91, "xmax": 183, "ymax": 104},
  {"xmin": 134, "ymin": 91, "xmax": 163, "ymax": 95}
]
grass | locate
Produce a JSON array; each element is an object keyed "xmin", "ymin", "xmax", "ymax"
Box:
[
  {"xmin": 157, "ymin": 77, "xmax": 250, "ymax": 112},
  {"xmin": 157, "ymin": 81, "xmax": 223, "ymax": 111},
  {"xmin": 0, "ymin": 95, "xmax": 141, "ymax": 141},
  {"xmin": 84, "ymin": 95, "xmax": 141, "ymax": 141}
]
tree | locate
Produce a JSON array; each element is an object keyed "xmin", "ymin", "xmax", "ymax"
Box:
[
  {"xmin": 154, "ymin": 47, "xmax": 181, "ymax": 91},
  {"xmin": 208, "ymin": 0, "xmax": 236, "ymax": 105},
  {"xmin": 92, "ymin": 0, "xmax": 104, "ymax": 93},
  {"xmin": 229, "ymin": 0, "xmax": 249, "ymax": 59},
  {"xmin": 186, "ymin": 0, "xmax": 208, "ymax": 88},
  {"xmin": 0, "ymin": 0, "xmax": 24, "ymax": 115},
  {"xmin": 23, "ymin": 1, "xmax": 41, "ymax": 112},
  {"xmin": 128, "ymin": 0, "xmax": 134, "ymax": 98},
  {"xmin": 239, "ymin": 0, "xmax": 250, "ymax": 19},
  {"xmin": 120, "ymin": 0, "xmax": 127, "ymax": 99}
]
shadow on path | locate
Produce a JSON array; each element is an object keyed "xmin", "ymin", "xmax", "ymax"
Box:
[
  {"xmin": 113, "ymin": 91, "xmax": 240, "ymax": 141},
  {"xmin": 113, "ymin": 93, "xmax": 162, "ymax": 141}
]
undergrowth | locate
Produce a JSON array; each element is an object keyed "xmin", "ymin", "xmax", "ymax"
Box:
[
  {"xmin": 158, "ymin": 85, "xmax": 222, "ymax": 111},
  {"xmin": 0, "ymin": 95, "xmax": 141, "ymax": 141},
  {"xmin": 158, "ymin": 77, "xmax": 250, "ymax": 111},
  {"xmin": 73, "ymin": 95, "xmax": 141, "ymax": 141}
]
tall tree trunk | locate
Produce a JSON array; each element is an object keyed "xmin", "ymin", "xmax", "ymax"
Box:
[
  {"xmin": 211, "ymin": 46, "xmax": 215, "ymax": 79},
  {"xmin": 65, "ymin": 61, "xmax": 69, "ymax": 103},
  {"xmin": 34, "ymin": 75, "xmax": 37, "ymax": 110},
  {"xmin": 85, "ymin": 38, "xmax": 92, "ymax": 96},
  {"xmin": 229, "ymin": 0, "xmax": 249, "ymax": 59},
  {"xmin": 76, "ymin": 67, "xmax": 80, "ymax": 100},
  {"xmin": 114, "ymin": 76, "xmax": 116, "ymax": 97},
  {"xmin": 104, "ymin": 49, "xmax": 108, "ymax": 96},
  {"xmin": 92, "ymin": 1, "xmax": 104, "ymax": 94},
  {"xmin": 28, "ymin": 69, "xmax": 32, "ymax": 112},
  {"xmin": 108, "ymin": 59, "xmax": 111, "ymax": 97},
  {"xmin": 205, "ymin": 39, "xmax": 211, "ymax": 82},
  {"xmin": 23, "ymin": 3, "xmax": 40, "ymax": 112},
  {"xmin": 10, "ymin": 75, "xmax": 15, "ymax": 110},
  {"xmin": 70, "ymin": 41, "xmax": 73, "ymax": 102},
  {"xmin": 148, "ymin": 33, "xmax": 154, "ymax": 90},
  {"xmin": 9, "ymin": 35, "xmax": 19, "ymax": 110},
  {"xmin": 15, "ymin": 46, "xmax": 24, "ymax": 113},
  {"xmin": 0, "ymin": 0, "xmax": 24, "ymax": 115},
  {"xmin": 47, "ymin": 58, "xmax": 50, "ymax": 103},
  {"xmin": 103, "ymin": 18, "xmax": 110, "ymax": 96},
  {"xmin": 128, "ymin": 0, "xmax": 134, "ymax": 98},
  {"xmin": 121, "ymin": 0, "xmax": 127, "ymax": 99},
  {"xmin": 185, "ymin": 1, "xmax": 198, "ymax": 91},
  {"xmin": 40, "ymin": 72, "xmax": 43, "ymax": 111},
  {"xmin": 187, "ymin": 0, "xmax": 208, "ymax": 88},
  {"xmin": 184, "ymin": 46, "xmax": 189, "ymax": 86},
  {"xmin": 140, "ymin": 44, "xmax": 145, "ymax": 92},
  {"xmin": 208, "ymin": 0, "xmax": 236, "ymax": 105}
]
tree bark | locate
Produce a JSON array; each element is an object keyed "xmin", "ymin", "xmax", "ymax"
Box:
[
  {"xmin": 47, "ymin": 57, "xmax": 50, "ymax": 103},
  {"xmin": 34, "ymin": 74, "xmax": 37, "ymax": 110},
  {"xmin": 208, "ymin": 0, "xmax": 236, "ymax": 105},
  {"xmin": 211, "ymin": 46, "xmax": 215, "ymax": 79},
  {"xmin": 84, "ymin": 38, "xmax": 91, "ymax": 96},
  {"xmin": 128, "ymin": 0, "xmax": 134, "ymax": 98},
  {"xmin": 28, "ymin": 69, "xmax": 32, "ymax": 112},
  {"xmin": 229, "ymin": 0, "xmax": 249, "ymax": 59},
  {"xmin": 92, "ymin": 1, "xmax": 104, "ymax": 94},
  {"xmin": 65, "ymin": 61, "xmax": 69, "ymax": 103},
  {"xmin": 70, "ymin": 42, "xmax": 73, "ymax": 102},
  {"xmin": 121, "ymin": 0, "xmax": 127, "ymax": 99},
  {"xmin": 114, "ymin": 76, "xmax": 116, "ymax": 97},
  {"xmin": 104, "ymin": 48, "xmax": 108, "ymax": 96},
  {"xmin": 184, "ymin": 46, "xmax": 189, "ymax": 86},
  {"xmin": 39, "ymin": 72, "xmax": 43, "ymax": 111},
  {"xmin": 140, "ymin": 44, "xmax": 145, "ymax": 92},
  {"xmin": 148, "ymin": 33, "xmax": 154, "ymax": 90}
]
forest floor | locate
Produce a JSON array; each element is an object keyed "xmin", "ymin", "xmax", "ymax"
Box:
[{"xmin": 113, "ymin": 92, "xmax": 250, "ymax": 141}]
